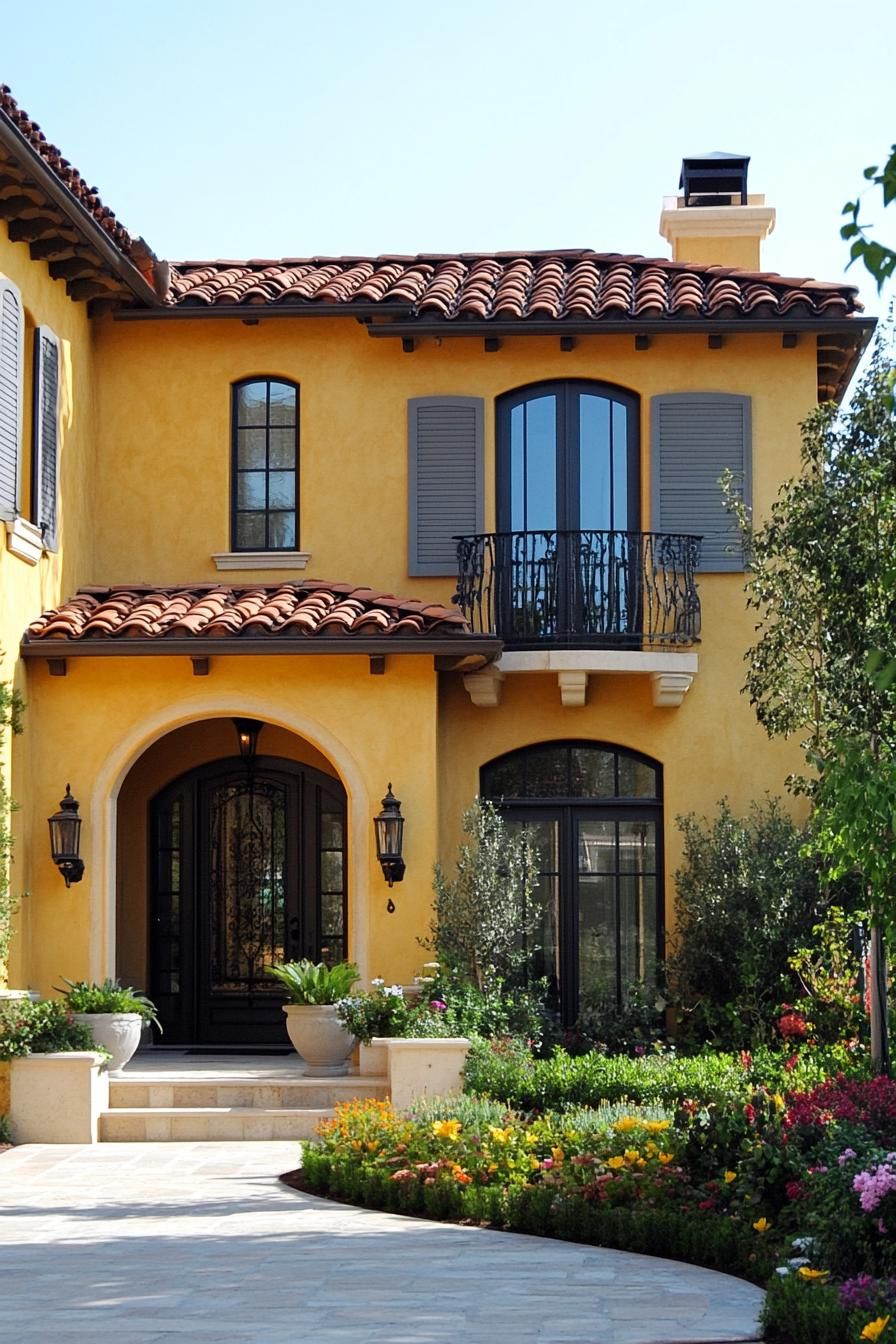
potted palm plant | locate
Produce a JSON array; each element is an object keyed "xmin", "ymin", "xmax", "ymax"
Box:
[
  {"xmin": 266, "ymin": 959, "xmax": 359, "ymax": 1075},
  {"xmin": 57, "ymin": 978, "xmax": 160, "ymax": 1073}
]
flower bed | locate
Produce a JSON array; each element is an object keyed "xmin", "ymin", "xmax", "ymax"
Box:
[{"xmin": 299, "ymin": 1041, "xmax": 896, "ymax": 1344}]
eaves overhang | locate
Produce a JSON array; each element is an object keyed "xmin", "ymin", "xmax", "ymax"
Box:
[{"xmin": 0, "ymin": 107, "xmax": 159, "ymax": 308}]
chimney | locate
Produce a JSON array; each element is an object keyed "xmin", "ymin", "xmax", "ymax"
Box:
[{"xmin": 659, "ymin": 151, "xmax": 775, "ymax": 271}]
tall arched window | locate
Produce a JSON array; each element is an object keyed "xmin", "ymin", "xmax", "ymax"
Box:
[
  {"xmin": 482, "ymin": 741, "xmax": 662, "ymax": 1026},
  {"xmin": 497, "ymin": 380, "xmax": 639, "ymax": 535},
  {"xmin": 231, "ymin": 378, "xmax": 299, "ymax": 550}
]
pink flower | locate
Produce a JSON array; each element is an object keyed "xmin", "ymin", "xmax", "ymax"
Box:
[{"xmin": 429, "ymin": 999, "xmax": 447, "ymax": 1012}]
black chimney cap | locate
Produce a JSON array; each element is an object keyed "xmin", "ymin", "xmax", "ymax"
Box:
[{"xmin": 679, "ymin": 152, "xmax": 750, "ymax": 207}]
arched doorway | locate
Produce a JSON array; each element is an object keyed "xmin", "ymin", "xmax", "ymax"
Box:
[
  {"xmin": 150, "ymin": 755, "xmax": 346, "ymax": 1044},
  {"xmin": 481, "ymin": 741, "xmax": 662, "ymax": 1026}
]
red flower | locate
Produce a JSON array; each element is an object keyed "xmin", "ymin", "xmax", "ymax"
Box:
[
  {"xmin": 740, "ymin": 1050, "xmax": 753, "ymax": 1070},
  {"xmin": 743, "ymin": 1104, "xmax": 756, "ymax": 1123},
  {"xmin": 778, "ymin": 1009, "xmax": 808, "ymax": 1040}
]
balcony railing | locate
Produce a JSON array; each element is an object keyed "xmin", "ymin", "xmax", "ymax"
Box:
[{"xmin": 453, "ymin": 529, "xmax": 702, "ymax": 649}]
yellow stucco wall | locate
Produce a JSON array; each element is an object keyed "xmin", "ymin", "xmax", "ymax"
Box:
[
  {"xmin": 0, "ymin": 232, "xmax": 98, "ymax": 987},
  {"xmin": 3, "ymin": 244, "xmax": 822, "ymax": 1008},
  {"xmin": 20, "ymin": 653, "xmax": 439, "ymax": 996}
]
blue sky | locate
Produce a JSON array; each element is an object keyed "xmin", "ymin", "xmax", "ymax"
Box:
[{"xmin": 2, "ymin": 0, "xmax": 894, "ymax": 313}]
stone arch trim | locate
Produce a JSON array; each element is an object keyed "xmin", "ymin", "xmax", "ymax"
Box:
[{"xmin": 89, "ymin": 690, "xmax": 370, "ymax": 984}]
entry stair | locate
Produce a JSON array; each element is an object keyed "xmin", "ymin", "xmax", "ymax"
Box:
[{"xmin": 100, "ymin": 1051, "xmax": 389, "ymax": 1142}]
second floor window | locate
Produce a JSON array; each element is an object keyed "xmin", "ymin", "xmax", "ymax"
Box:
[
  {"xmin": 497, "ymin": 380, "xmax": 639, "ymax": 535},
  {"xmin": 231, "ymin": 378, "xmax": 299, "ymax": 550}
]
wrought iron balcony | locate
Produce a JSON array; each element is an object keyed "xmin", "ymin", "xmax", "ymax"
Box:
[{"xmin": 453, "ymin": 529, "xmax": 702, "ymax": 649}]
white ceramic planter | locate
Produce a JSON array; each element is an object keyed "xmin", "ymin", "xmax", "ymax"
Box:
[
  {"xmin": 73, "ymin": 1012, "xmax": 143, "ymax": 1072},
  {"xmin": 282, "ymin": 1003, "xmax": 356, "ymax": 1076}
]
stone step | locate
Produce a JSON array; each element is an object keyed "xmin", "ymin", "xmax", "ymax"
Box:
[
  {"xmin": 100, "ymin": 1106, "xmax": 334, "ymax": 1142},
  {"xmin": 108, "ymin": 1074, "xmax": 389, "ymax": 1111}
]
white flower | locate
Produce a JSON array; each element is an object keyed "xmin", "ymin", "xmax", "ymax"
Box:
[
  {"xmin": 384, "ymin": 985, "xmax": 404, "ymax": 998},
  {"xmin": 775, "ymin": 1267, "xmax": 791, "ymax": 1278},
  {"xmin": 791, "ymin": 1237, "xmax": 818, "ymax": 1254},
  {"xmin": 371, "ymin": 978, "xmax": 385, "ymax": 987},
  {"xmin": 787, "ymin": 1258, "xmax": 809, "ymax": 1269}
]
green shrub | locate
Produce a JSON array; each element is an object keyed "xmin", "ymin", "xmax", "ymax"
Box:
[
  {"xmin": 463, "ymin": 1040, "xmax": 750, "ymax": 1110},
  {"xmin": 572, "ymin": 979, "xmax": 666, "ymax": 1055},
  {"xmin": 0, "ymin": 998, "xmax": 96, "ymax": 1059},
  {"xmin": 266, "ymin": 959, "xmax": 359, "ymax": 1004},
  {"xmin": 666, "ymin": 798, "xmax": 835, "ymax": 1049},
  {"xmin": 762, "ymin": 1274, "xmax": 851, "ymax": 1344},
  {"xmin": 57, "ymin": 978, "xmax": 160, "ymax": 1029}
]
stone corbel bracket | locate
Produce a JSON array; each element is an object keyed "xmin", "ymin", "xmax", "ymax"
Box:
[{"xmin": 463, "ymin": 651, "xmax": 697, "ymax": 708}]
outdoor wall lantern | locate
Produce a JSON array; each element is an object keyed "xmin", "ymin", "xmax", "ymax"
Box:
[
  {"xmin": 374, "ymin": 783, "xmax": 405, "ymax": 892},
  {"xmin": 233, "ymin": 717, "xmax": 263, "ymax": 762},
  {"xmin": 48, "ymin": 784, "xmax": 84, "ymax": 887}
]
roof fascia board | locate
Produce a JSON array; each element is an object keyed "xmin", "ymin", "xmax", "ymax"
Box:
[
  {"xmin": 20, "ymin": 635, "xmax": 503, "ymax": 659},
  {"xmin": 0, "ymin": 110, "xmax": 159, "ymax": 307}
]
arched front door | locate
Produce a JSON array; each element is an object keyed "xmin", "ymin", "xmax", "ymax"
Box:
[
  {"xmin": 482, "ymin": 741, "xmax": 662, "ymax": 1027},
  {"xmin": 150, "ymin": 756, "xmax": 347, "ymax": 1044}
]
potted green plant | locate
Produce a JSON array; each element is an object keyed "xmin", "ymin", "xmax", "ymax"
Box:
[
  {"xmin": 57, "ymin": 978, "xmax": 160, "ymax": 1073},
  {"xmin": 266, "ymin": 959, "xmax": 359, "ymax": 1075}
]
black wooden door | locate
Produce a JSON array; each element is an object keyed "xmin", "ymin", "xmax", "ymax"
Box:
[{"xmin": 150, "ymin": 756, "xmax": 347, "ymax": 1045}]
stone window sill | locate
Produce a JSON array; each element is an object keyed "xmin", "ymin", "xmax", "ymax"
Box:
[
  {"xmin": 212, "ymin": 550, "xmax": 311, "ymax": 572},
  {"xmin": 5, "ymin": 517, "xmax": 44, "ymax": 565}
]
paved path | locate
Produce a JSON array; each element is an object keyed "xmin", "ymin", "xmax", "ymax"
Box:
[{"xmin": 0, "ymin": 1143, "xmax": 764, "ymax": 1344}]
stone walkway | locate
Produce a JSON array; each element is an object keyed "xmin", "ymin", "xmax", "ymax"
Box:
[{"xmin": 0, "ymin": 1142, "xmax": 764, "ymax": 1344}]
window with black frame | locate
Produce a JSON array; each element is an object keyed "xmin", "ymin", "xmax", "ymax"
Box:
[
  {"xmin": 231, "ymin": 378, "xmax": 299, "ymax": 550},
  {"xmin": 481, "ymin": 741, "xmax": 662, "ymax": 1027}
]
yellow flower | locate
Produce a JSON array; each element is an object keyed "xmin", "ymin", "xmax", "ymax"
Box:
[
  {"xmin": 529, "ymin": 1155, "xmax": 541, "ymax": 1170},
  {"xmin": 524, "ymin": 1132, "xmax": 539, "ymax": 1147},
  {"xmin": 613, "ymin": 1116, "xmax": 640, "ymax": 1133},
  {"xmin": 607, "ymin": 1155, "xmax": 625, "ymax": 1170},
  {"xmin": 658, "ymin": 1152, "xmax": 674, "ymax": 1165},
  {"xmin": 643, "ymin": 1120, "xmax": 671, "ymax": 1133},
  {"xmin": 752, "ymin": 1217, "xmax": 770, "ymax": 1233},
  {"xmin": 431, "ymin": 1119, "xmax": 462, "ymax": 1142},
  {"xmin": 551, "ymin": 1146, "xmax": 564, "ymax": 1164},
  {"xmin": 861, "ymin": 1318, "xmax": 891, "ymax": 1343},
  {"xmin": 797, "ymin": 1268, "xmax": 829, "ymax": 1282},
  {"xmin": 772, "ymin": 1093, "xmax": 785, "ymax": 1111},
  {"xmin": 724, "ymin": 1170, "xmax": 737, "ymax": 1184},
  {"xmin": 488, "ymin": 1125, "xmax": 514, "ymax": 1145},
  {"xmin": 624, "ymin": 1148, "xmax": 640, "ymax": 1163},
  {"xmin": 645, "ymin": 1141, "xmax": 658, "ymax": 1157}
]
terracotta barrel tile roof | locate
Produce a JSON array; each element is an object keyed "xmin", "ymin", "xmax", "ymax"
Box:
[
  {"xmin": 167, "ymin": 250, "xmax": 862, "ymax": 322},
  {"xmin": 0, "ymin": 83, "xmax": 136, "ymax": 260},
  {"xmin": 25, "ymin": 583, "xmax": 471, "ymax": 644}
]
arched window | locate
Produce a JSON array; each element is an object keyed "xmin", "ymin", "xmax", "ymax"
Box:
[
  {"xmin": 482, "ymin": 741, "xmax": 662, "ymax": 1026},
  {"xmin": 497, "ymin": 380, "xmax": 639, "ymax": 535},
  {"xmin": 231, "ymin": 378, "xmax": 299, "ymax": 550}
]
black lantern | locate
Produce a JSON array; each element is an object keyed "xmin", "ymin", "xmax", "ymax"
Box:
[
  {"xmin": 374, "ymin": 783, "xmax": 405, "ymax": 887},
  {"xmin": 233, "ymin": 718, "xmax": 263, "ymax": 762},
  {"xmin": 48, "ymin": 784, "xmax": 84, "ymax": 887}
]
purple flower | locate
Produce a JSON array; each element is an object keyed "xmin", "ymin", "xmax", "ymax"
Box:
[{"xmin": 430, "ymin": 999, "xmax": 447, "ymax": 1012}]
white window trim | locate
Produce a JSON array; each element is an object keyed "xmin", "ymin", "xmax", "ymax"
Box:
[{"xmin": 212, "ymin": 550, "xmax": 311, "ymax": 572}]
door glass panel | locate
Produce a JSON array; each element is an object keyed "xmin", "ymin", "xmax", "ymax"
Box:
[
  {"xmin": 507, "ymin": 817, "xmax": 560, "ymax": 1003},
  {"xmin": 579, "ymin": 874, "xmax": 617, "ymax": 999},
  {"xmin": 237, "ymin": 427, "xmax": 266, "ymax": 470},
  {"xmin": 612, "ymin": 402, "xmax": 629, "ymax": 531},
  {"xmin": 209, "ymin": 779, "xmax": 286, "ymax": 993},
  {"xmin": 269, "ymin": 428, "xmax": 296, "ymax": 469},
  {"xmin": 579, "ymin": 394, "xmax": 611, "ymax": 532},
  {"xmin": 578, "ymin": 819, "xmax": 615, "ymax": 874},
  {"xmin": 509, "ymin": 394, "xmax": 557, "ymax": 532}
]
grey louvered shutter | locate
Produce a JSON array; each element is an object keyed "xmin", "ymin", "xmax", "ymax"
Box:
[
  {"xmin": 408, "ymin": 396, "xmax": 484, "ymax": 576},
  {"xmin": 0, "ymin": 279, "xmax": 24, "ymax": 522},
  {"xmin": 651, "ymin": 393, "xmax": 751, "ymax": 572},
  {"xmin": 32, "ymin": 327, "xmax": 61, "ymax": 551}
]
